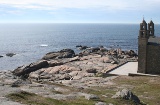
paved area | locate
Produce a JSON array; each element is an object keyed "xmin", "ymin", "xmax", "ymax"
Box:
[{"xmin": 109, "ymin": 62, "xmax": 138, "ymax": 75}]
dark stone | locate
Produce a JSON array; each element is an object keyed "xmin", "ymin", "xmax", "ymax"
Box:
[
  {"xmin": 79, "ymin": 46, "xmax": 89, "ymax": 50},
  {"xmin": 43, "ymin": 52, "xmax": 60, "ymax": 60},
  {"xmin": 100, "ymin": 48, "xmax": 108, "ymax": 52},
  {"xmin": 127, "ymin": 50, "xmax": 137, "ymax": 57},
  {"xmin": 11, "ymin": 79, "xmax": 31, "ymax": 87},
  {"xmin": 79, "ymin": 50, "xmax": 91, "ymax": 56},
  {"xmin": 12, "ymin": 60, "xmax": 49, "ymax": 76},
  {"xmin": 42, "ymin": 49, "xmax": 75, "ymax": 60},
  {"xmin": 59, "ymin": 49, "xmax": 74, "ymax": 53},
  {"xmin": 99, "ymin": 46, "xmax": 104, "ymax": 48},
  {"xmin": 121, "ymin": 51, "xmax": 125, "ymax": 55},
  {"xmin": 76, "ymin": 45, "xmax": 82, "ymax": 48},
  {"xmin": 86, "ymin": 69, "xmax": 97, "ymax": 73},
  {"xmin": 0, "ymin": 55, "xmax": 3, "ymax": 58},
  {"xmin": 6, "ymin": 53, "xmax": 16, "ymax": 57},
  {"xmin": 91, "ymin": 47, "xmax": 100, "ymax": 52},
  {"xmin": 112, "ymin": 51, "xmax": 118, "ymax": 56},
  {"xmin": 11, "ymin": 79, "xmax": 23, "ymax": 87}
]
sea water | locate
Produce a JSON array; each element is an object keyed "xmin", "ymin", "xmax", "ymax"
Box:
[{"xmin": 0, "ymin": 23, "xmax": 160, "ymax": 70}]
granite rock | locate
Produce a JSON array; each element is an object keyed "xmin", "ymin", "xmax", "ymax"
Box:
[
  {"xmin": 13, "ymin": 60, "xmax": 49, "ymax": 76},
  {"xmin": 42, "ymin": 49, "xmax": 75, "ymax": 60}
]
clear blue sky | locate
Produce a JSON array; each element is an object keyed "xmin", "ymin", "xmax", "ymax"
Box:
[{"xmin": 0, "ymin": 0, "xmax": 160, "ymax": 23}]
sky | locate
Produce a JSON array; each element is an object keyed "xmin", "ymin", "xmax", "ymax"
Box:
[{"xmin": 0, "ymin": 0, "xmax": 160, "ymax": 23}]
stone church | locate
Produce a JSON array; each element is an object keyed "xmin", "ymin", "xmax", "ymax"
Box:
[{"xmin": 138, "ymin": 19, "xmax": 160, "ymax": 74}]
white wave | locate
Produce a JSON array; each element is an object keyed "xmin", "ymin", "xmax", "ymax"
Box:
[{"xmin": 40, "ymin": 44, "xmax": 48, "ymax": 47}]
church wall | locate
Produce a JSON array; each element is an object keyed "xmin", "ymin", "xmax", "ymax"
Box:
[
  {"xmin": 138, "ymin": 38, "xmax": 148, "ymax": 73},
  {"xmin": 147, "ymin": 45, "xmax": 160, "ymax": 74}
]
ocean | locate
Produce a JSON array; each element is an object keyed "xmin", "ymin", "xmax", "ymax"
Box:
[{"xmin": 0, "ymin": 23, "xmax": 160, "ymax": 70}]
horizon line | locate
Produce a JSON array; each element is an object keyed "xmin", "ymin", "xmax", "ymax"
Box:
[
  {"xmin": 0, "ymin": 22, "xmax": 159, "ymax": 24},
  {"xmin": 0, "ymin": 22, "xmax": 140, "ymax": 24}
]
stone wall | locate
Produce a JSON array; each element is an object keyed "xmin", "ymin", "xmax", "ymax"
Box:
[
  {"xmin": 138, "ymin": 38, "xmax": 148, "ymax": 73},
  {"xmin": 147, "ymin": 45, "xmax": 160, "ymax": 74}
]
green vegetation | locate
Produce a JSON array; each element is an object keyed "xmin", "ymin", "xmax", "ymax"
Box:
[
  {"xmin": 7, "ymin": 90, "xmax": 137, "ymax": 105},
  {"xmin": 7, "ymin": 91, "xmax": 64, "ymax": 105},
  {"xmin": 7, "ymin": 76, "xmax": 160, "ymax": 105},
  {"xmin": 7, "ymin": 91, "xmax": 96, "ymax": 105},
  {"xmin": 114, "ymin": 76, "xmax": 160, "ymax": 105}
]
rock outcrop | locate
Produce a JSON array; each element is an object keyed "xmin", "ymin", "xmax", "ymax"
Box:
[
  {"xmin": 26, "ymin": 47, "xmax": 138, "ymax": 84},
  {"xmin": 12, "ymin": 47, "xmax": 137, "ymax": 86},
  {"xmin": 42, "ymin": 49, "xmax": 75, "ymax": 60},
  {"xmin": 12, "ymin": 60, "xmax": 49, "ymax": 76},
  {"xmin": 76, "ymin": 45, "xmax": 89, "ymax": 50}
]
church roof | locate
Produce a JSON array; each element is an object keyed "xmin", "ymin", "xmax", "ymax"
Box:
[{"xmin": 148, "ymin": 37, "xmax": 160, "ymax": 45}]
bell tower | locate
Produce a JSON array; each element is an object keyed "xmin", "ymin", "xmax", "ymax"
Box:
[
  {"xmin": 138, "ymin": 19, "xmax": 149, "ymax": 73},
  {"xmin": 148, "ymin": 20, "xmax": 155, "ymax": 37}
]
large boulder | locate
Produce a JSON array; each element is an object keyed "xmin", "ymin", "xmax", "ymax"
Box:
[
  {"xmin": 90, "ymin": 47, "xmax": 100, "ymax": 52},
  {"xmin": 78, "ymin": 46, "xmax": 89, "ymax": 50},
  {"xmin": 112, "ymin": 89, "xmax": 140, "ymax": 104},
  {"xmin": 12, "ymin": 60, "xmax": 49, "ymax": 76},
  {"xmin": 99, "ymin": 56, "xmax": 111, "ymax": 63},
  {"xmin": 0, "ymin": 55, "xmax": 3, "ymax": 58},
  {"xmin": 85, "ymin": 94, "xmax": 99, "ymax": 100},
  {"xmin": 76, "ymin": 45, "xmax": 82, "ymax": 48},
  {"xmin": 42, "ymin": 49, "xmax": 75, "ymax": 60},
  {"xmin": 86, "ymin": 68, "xmax": 97, "ymax": 73},
  {"xmin": 79, "ymin": 50, "xmax": 92, "ymax": 56},
  {"xmin": 127, "ymin": 50, "xmax": 138, "ymax": 57}
]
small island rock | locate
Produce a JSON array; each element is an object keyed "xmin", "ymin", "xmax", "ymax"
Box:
[{"xmin": 6, "ymin": 53, "xmax": 16, "ymax": 57}]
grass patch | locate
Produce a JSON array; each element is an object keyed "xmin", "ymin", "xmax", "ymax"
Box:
[
  {"xmin": 83, "ymin": 87, "xmax": 115, "ymax": 96},
  {"xmin": 6, "ymin": 76, "xmax": 160, "ymax": 105},
  {"xmin": 7, "ymin": 91, "xmax": 95, "ymax": 105},
  {"xmin": 113, "ymin": 76, "xmax": 160, "ymax": 105},
  {"xmin": 81, "ymin": 87, "xmax": 139, "ymax": 105},
  {"xmin": 95, "ymin": 73, "xmax": 115, "ymax": 78},
  {"xmin": 63, "ymin": 97, "xmax": 96, "ymax": 105},
  {"xmin": 81, "ymin": 76, "xmax": 160, "ymax": 105},
  {"xmin": 7, "ymin": 91, "xmax": 65, "ymax": 105}
]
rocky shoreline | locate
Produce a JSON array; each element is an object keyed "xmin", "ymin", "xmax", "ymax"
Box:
[
  {"xmin": 0, "ymin": 46, "xmax": 140, "ymax": 105},
  {"xmin": 12, "ymin": 46, "xmax": 138, "ymax": 82}
]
